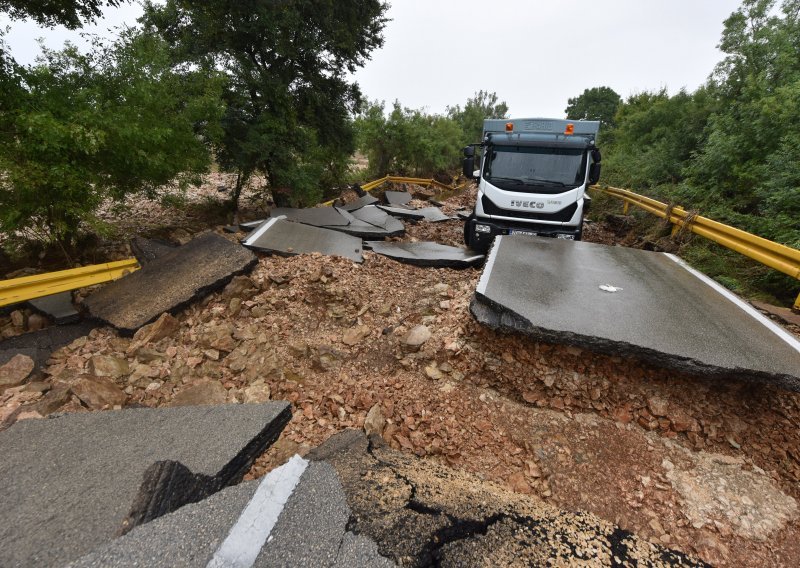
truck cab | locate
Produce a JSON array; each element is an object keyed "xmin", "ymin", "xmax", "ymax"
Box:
[{"xmin": 463, "ymin": 118, "xmax": 601, "ymax": 253}]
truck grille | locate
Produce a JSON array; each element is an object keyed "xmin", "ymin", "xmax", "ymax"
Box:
[{"xmin": 481, "ymin": 195, "xmax": 578, "ymax": 222}]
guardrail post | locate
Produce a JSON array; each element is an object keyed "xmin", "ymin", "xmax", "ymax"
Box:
[
  {"xmin": 795, "ymin": 292, "xmax": 800, "ymax": 311},
  {"xmin": 623, "ymin": 201, "xmax": 630, "ymax": 215}
]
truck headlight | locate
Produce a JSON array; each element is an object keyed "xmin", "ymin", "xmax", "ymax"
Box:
[{"xmin": 475, "ymin": 224, "xmax": 491, "ymax": 234}]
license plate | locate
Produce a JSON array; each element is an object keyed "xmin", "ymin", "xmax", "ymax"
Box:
[{"xmin": 510, "ymin": 229, "xmax": 537, "ymax": 237}]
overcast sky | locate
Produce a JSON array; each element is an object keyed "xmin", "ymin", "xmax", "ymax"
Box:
[{"xmin": 2, "ymin": 0, "xmax": 743, "ymax": 117}]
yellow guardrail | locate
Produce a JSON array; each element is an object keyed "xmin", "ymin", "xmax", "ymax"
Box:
[
  {"xmin": 0, "ymin": 258, "xmax": 140, "ymax": 308},
  {"xmin": 595, "ymin": 185, "xmax": 800, "ymax": 309},
  {"xmin": 322, "ymin": 175, "xmax": 467, "ymax": 206}
]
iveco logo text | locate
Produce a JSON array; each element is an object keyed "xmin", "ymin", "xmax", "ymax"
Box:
[{"xmin": 511, "ymin": 200, "xmax": 545, "ymax": 209}]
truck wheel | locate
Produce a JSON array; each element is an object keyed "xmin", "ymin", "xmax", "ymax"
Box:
[{"xmin": 576, "ymin": 217, "xmax": 584, "ymax": 241}]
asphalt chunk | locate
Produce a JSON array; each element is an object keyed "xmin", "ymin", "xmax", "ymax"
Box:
[
  {"xmin": 365, "ymin": 241, "xmax": 484, "ymax": 269},
  {"xmin": 243, "ymin": 218, "xmax": 363, "ymax": 263},
  {"xmin": 0, "ymin": 402, "xmax": 291, "ymax": 568},
  {"xmin": 84, "ymin": 232, "xmax": 257, "ymax": 334},
  {"xmin": 472, "ymin": 235, "xmax": 800, "ymax": 390}
]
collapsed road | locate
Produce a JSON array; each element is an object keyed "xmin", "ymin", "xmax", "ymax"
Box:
[
  {"xmin": 2, "ymin": 181, "xmax": 800, "ymax": 566},
  {"xmin": 472, "ymin": 235, "xmax": 800, "ymax": 390}
]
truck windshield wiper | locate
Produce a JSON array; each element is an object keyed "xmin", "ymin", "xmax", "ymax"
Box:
[
  {"xmin": 487, "ymin": 176, "xmax": 524, "ymax": 185},
  {"xmin": 522, "ymin": 177, "xmax": 566, "ymax": 187}
]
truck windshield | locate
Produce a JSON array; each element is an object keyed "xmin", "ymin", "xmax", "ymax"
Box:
[{"xmin": 483, "ymin": 146, "xmax": 587, "ymax": 193}]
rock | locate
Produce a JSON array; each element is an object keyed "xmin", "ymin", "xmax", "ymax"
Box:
[
  {"xmin": 647, "ymin": 395, "xmax": 669, "ymax": 417},
  {"xmin": 33, "ymin": 387, "xmax": 72, "ymax": 416},
  {"xmin": 507, "ymin": 472, "xmax": 533, "ymax": 495},
  {"xmin": 364, "ymin": 404, "xmax": 385, "ymax": 437},
  {"xmin": 229, "ymin": 298, "xmax": 242, "ymax": 316},
  {"xmin": 342, "ymin": 325, "xmax": 371, "ymax": 346},
  {"xmin": 424, "ymin": 363, "xmax": 443, "ymax": 380},
  {"xmin": 71, "ymin": 376, "xmax": 127, "ymax": 410},
  {"xmin": 0, "ymin": 354, "xmax": 35, "ymax": 391},
  {"xmin": 401, "ymin": 325, "xmax": 431, "ymax": 351},
  {"xmin": 243, "ymin": 382, "xmax": 271, "ymax": 404},
  {"xmin": 221, "ymin": 275, "xmax": 257, "ymax": 300},
  {"xmin": 88, "ymin": 355, "xmax": 129, "ymax": 379},
  {"xmin": 134, "ymin": 348, "xmax": 165, "ymax": 364},
  {"xmin": 170, "ymin": 380, "xmax": 227, "ymax": 407},
  {"xmin": 198, "ymin": 323, "xmax": 237, "ymax": 352},
  {"xmin": 27, "ymin": 313, "xmax": 48, "ymax": 332},
  {"xmin": 128, "ymin": 313, "xmax": 180, "ymax": 353},
  {"xmin": 171, "ymin": 228, "xmax": 192, "ymax": 245},
  {"xmin": 10, "ymin": 310, "xmax": 25, "ymax": 328},
  {"xmin": 669, "ymin": 407, "xmax": 700, "ymax": 433}
]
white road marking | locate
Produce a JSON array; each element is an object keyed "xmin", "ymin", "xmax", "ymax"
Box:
[
  {"xmin": 476, "ymin": 235, "xmax": 503, "ymax": 296},
  {"xmin": 207, "ymin": 455, "xmax": 309, "ymax": 568},
  {"xmin": 243, "ymin": 217, "xmax": 283, "ymax": 247},
  {"xmin": 665, "ymin": 253, "xmax": 800, "ymax": 353}
]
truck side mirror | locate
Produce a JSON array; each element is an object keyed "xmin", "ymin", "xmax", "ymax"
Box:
[
  {"xmin": 463, "ymin": 156, "xmax": 475, "ymax": 179},
  {"xmin": 588, "ymin": 163, "xmax": 601, "ymax": 185},
  {"xmin": 463, "ymin": 146, "xmax": 474, "ymax": 158}
]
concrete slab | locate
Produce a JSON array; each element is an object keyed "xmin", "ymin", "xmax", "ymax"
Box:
[
  {"xmin": 243, "ymin": 218, "xmax": 363, "ymax": 263},
  {"xmin": 84, "ymin": 233, "xmax": 257, "ymax": 334},
  {"xmin": 377, "ymin": 205, "xmax": 452, "ymax": 222},
  {"xmin": 270, "ymin": 207, "xmax": 349, "ymax": 227},
  {"xmin": 341, "ymin": 194, "xmax": 379, "ymax": 211},
  {"xmin": 0, "ymin": 402, "xmax": 291, "ymax": 567},
  {"xmin": 365, "ymin": 241, "xmax": 484, "ymax": 269},
  {"xmin": 384, "ymin": 190, "xmax": 412, "ymax": 206},
  {"xmin": 28, "ymin": 291, "xmax": 79, "ymax": 324},
  {"xmin": 472, "ymin": 235, "xmax": 800, "ymax": 389}
]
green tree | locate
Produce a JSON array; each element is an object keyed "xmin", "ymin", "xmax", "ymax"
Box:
[
  {"xmin": 0, "ymin": 0, "xmax": 125, "ymax": 29},
  {"xmin": 447, "ymin": 90, "xmax": 508, "ymax": 145},
  {"xmin": 355, "ymin": 100, "xmax": 464, "ymax": 177},
  {"xmin": 0, "ymin": 31, "xmax": 224, "ymax": 251},
  {"xmin": 565, "ymin": 86, "xmax": 622, "ymax": 130},
  {"xmin": 143, "ymin": 0, "xmax": 388, "ymax": 208}
]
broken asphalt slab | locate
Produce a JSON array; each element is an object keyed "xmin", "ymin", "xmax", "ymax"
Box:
[
  {"xmin": 269, "ymin": 207, "xmax": 350, "ymax": 227},
  {"xmin": 377, "ymin": 205, "xmax": 452, "ymax": 222},
  {"xmin": 0, "ymin": 402, "xmax": 291, "ymax": 567},
  {"xmin": 84, "ymin": 232, "xmax": 257, "ymax": 335},
  {"xmin": 130, "ymin": 236, "xmax": 177, "ymax": 265},
  {"xmin": 340, "ymin": 194, "xmax": 379, "ymax": 211},
  {"xmin": 66, "ymin": 429, "xmax": 706, "ymax": 567},
  {"xmin": 69, "ymin": 457, "xmax": 392, "ymax": 568},
  {"xmin": 472, "ymin": 235, "xmax": 800, "ymax": 390},
  {"xmin": 28, "ymin": 291, "xmax": 79, "ymax": 324},
  {"xmin": 317, "ymin": 208, "xmax": 404, "ymax": 239},
  {"xmin": 348, "ymin": 205, "xmax": 405, "ymax": 236},
  {"xmin": 383, "ymin": 190, "xmax": 413, "ymax": 206},
  {"xmin": 0, "ymin": 321, "xmax": 96, "ymax": 368},
  {"xmin": 243, "ymin": 218, "xmax": 363, "ymax": 263},
  {"xmin": 365, "ymin": 241, "xmax": 484, "ymax": 269}
]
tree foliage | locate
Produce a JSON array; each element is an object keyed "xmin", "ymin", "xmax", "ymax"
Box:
[
  {"xmin": 583, "ymin": 0, "xmax": 800, "ymax": 251},
  {"xmin": 0, "ymin": 31, "xmax": 224, "ymax": 249},
  {"xmin": 565, "ymin": 86, "xmax": 622, "ymax": 129},
  {"xmin": 356, "ymin": 91, "xmax": 508, "ymax": 178},
  {"xmin": 142, "ymin": 0, "xmax": 388, "ymax": 207},
  {"xmin": 447, "ymin": 90, "xmax": 509, "ymax": 144},
  {"xmin": 0, "ymin": 0, "xmax": 125, "ymax": 29}
]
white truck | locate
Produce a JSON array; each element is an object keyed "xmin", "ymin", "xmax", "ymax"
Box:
[{"xmin": 462, "ymin": 118, "xmax": 601, "ymax": 252}]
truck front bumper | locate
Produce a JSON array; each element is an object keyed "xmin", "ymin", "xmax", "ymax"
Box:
[{"xmin": 467, "ymin": 217, "xmax": 580, "ymax": 251}]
